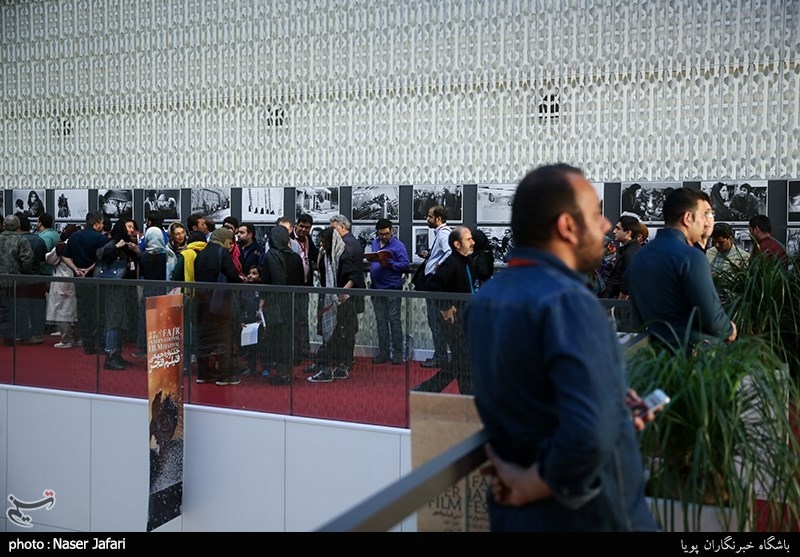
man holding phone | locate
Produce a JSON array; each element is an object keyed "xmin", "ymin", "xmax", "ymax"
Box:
[{"xmin": 464, "ymin": 164, "xmax": 659, "ymax": 532}]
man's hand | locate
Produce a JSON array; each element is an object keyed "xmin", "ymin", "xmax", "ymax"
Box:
[
  {"xmin": 625, "ymin": 388, "xmax": 654, "ymax": 431},
  {"xmin": 440, "ymin": 306, "xmax": 456, "ymax": 323},
  {"xmin": 481, "ymin": 443, "xmax": 552, "ymax": 506},
  {"xmin": 725, "ymin": 321, "xmax": 737, "ymax": 343}
]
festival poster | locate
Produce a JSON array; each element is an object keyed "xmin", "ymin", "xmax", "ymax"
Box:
[{"xmin": 145, "ymin": 293, "xmax": 184, "ymax": 532}]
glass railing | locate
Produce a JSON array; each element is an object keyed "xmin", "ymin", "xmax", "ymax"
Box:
[{"xmin": 0, "ymin": 272, "xmax": 475, "ymax": 429}]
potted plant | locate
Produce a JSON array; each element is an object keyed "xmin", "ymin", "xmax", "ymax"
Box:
[{"xmin": 627, "ymin": 334, "xmax": 800, "ymax": 532}]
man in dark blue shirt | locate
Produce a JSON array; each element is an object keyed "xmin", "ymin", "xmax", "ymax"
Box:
[
  {"xmin": 368, "ymin": 218, "xmax": 409, "ymax": 365},
  {"xmin": 464, "ymin": 163, "xmax": 658, "ymax": 532},
  {"xmin": 625, "ymin": 188, "xmax": 736, "ymax": 350}
]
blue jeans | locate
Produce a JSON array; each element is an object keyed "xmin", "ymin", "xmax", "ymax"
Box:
[{"xmin": 372, "ymin": 292, "xmax": 403, "ymax": 359}]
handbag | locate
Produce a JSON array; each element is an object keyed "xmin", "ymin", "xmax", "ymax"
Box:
[
  {"xmin": 411, "ymin": 263, "xmax": 428, "ymax": 291},
  {"xmin": 209, "ymin": 247, "xmax": 232, "ymax": 316},
  {"xmin": 95, "ymin": 258, "xmax": 128, "ymax": 279}
]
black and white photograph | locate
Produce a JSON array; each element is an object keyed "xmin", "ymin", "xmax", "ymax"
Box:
[
  {"xmin": 733, "ymin": 227, "xmax": 756, "ymax": 253},
  {"xmin": 412, "ymin": 184, "xmax": 463, "ymax": 222},
  {"xmin": 620, "ymin": 181, "xmax": 681, "ymax": 224},
  {"xmin": 143, "ymin": 189, "xmax": 180, "ymax": 222},
  {"xmin": 54, "ymin": 189, "xmax": 89, "ymax": 221},
  {"xmin": 786, "ymin": 228, "xmax": 800, "ymax": 259},
  {"xmin": 701, "ymin": 180, "xmax": 767, "ymax": 223},
  {"xmin": 0, "ymin": 190, "xmax": 4, "ymax": 216},
  {"xmin": 476, "ymin": 226, "xmax": 515, "ymax": 264},
  {"xmin": 351, "ymin": 224, "xmax": 400, "ymax": 254},
  {"xmin": 253, "ymin": 225, "xmax": 275, "ymax": 251},
  {"xmin": 295, "ymin": 186, "xmax": 339, "ymax": 223},
  {"xmin": 352, "ymin": 185, "xmax": 399, "ymax": 222},
  {"xmin": 190, "ymin": 187, "xmax": 231, "ymax": 223},
  {"xmin": 788, "ymin": 181, "xmax": 800, "ymax": 223},
  {"xmin": 12, "ymin": 188, "xmax": 46, "ymax": 220},
  {"xmin": 310, "ymin": 225, "xmax": 324, "ymax": 249},
  {"xmin": 98, "ymin": 188, "xmax": 133, "ymax": 222},
  {"xmin": 55, "ymin": 222, "xmax": 81, "ymax": 235},
  {"xmin": 242, "ymin": 187, "xmax": 283, "ymax": 223},
  {"xmin": 477, "ymin": 184, "xmax": 515, "ymax": 223},
  {"xmin": 412, "ymin": 226, "xmax": 435, "ymax": 264}
]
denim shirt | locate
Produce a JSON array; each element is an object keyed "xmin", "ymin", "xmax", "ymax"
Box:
[
  {"xmin": 624, "ymin": 227, "xmax": 733, "ymax": 348},
  {"xmin": 464, "ymin": 247, "xmax": 657, "ymax": 531}
]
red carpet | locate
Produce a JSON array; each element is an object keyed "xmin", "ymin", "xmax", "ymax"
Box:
[{"xmin": 0, "ymin": 336, "xmax": 463, "ymax": 429}]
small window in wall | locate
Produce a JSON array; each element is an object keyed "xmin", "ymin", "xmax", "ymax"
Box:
[
  {"xmin": 538, "ymin": 94, "xmax": 559, "ymax": 121},
  {"xmin": 267, "ymin": 106, "xmax": 286, "ymax": 127},
  {"xmin": 52, "ymin": 117, "xmax": 72, "ymax": 137}
]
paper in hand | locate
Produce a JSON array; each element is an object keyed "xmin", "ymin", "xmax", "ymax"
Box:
[{"xmin": 241, "ymin": 322, "xmax": 260, "ymax": 346}]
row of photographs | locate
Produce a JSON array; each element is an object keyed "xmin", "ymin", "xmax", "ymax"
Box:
[{"xmin": 5, "ymin": 181, "xmax": 800, "ymax": 228}]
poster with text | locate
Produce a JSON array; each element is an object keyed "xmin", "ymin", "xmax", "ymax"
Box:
[{"xmin": 146, "ymin": 293, "xmax": 184, "ymax": 532}]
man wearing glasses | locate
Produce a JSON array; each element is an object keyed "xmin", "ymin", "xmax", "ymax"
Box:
[{"xmin": 625, "ymin": 188, "xmax": 736, "ymax": 352}]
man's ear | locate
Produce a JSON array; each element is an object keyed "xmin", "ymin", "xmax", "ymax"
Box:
[{"xmin": 555, "ymin": 212, "xmax": 580, "ymax": 245}]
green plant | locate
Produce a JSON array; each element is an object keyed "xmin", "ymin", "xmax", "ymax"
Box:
[
  {"xmin": 627, "ymin": 336, "xmax": 800, "ymax": 532},
  {"xmin": 713, "ymin": 253, "xmax": 800, "ymax": 380}
]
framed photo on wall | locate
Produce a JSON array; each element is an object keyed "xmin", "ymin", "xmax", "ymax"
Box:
[
  {"xmin": 143, "ymin": 189, "xmax": 181, "ymax": 222},
  {"xmin": 295, "ymin": 186, "xmax": 340, "ymax": 223},
  {"xmin": 98, "ymin": 189, "xmax": 133, "ymax": 222},
  {"xmin": 476, "ymin": 184, "xmax": 515, "ymax": 223},
  {"xmin": 787, "ymin": 228, "xmax": 800, "ymax": 259},
  {"xmin": 190, "ymin": 187, "xmax": 231, "ymax": 222},
  {"xmin": 701, "ymin": 180, "xmax": 767, "ymax": 224},
  {"xmin": 591, "ymin": 182, "xmax": 604, "ymax": 214},
  {"xmin": 788, "ymin": 181, "xmax": 800, "ymax": 224},
  {"xmin": 411, "ymin": 225, "xmax": 435, "ymax": 264},
  {"xmin": 242, "ymin": 187, "xmax": 283, "ymax": 223},
  {"xmin": 54, "ymin": 189, "xmax": 89, "ymax": 221},
  {"xmin": 351, "ymin": 185, "xmax": 399, "ymax": 223},
  {"xmin": 12, "ymin": 188, "xmax": 46, "ymax": 222},
  {"xmin": 620, "ymin": 181, "xmax": 680, "ymax": 224},
  {"xmin": 412, "ymin": 184, "xmax": 463, "ymax": 223},
  {"xmin": 476, "ymin": 226, "xmax": 514, "ymax": 264}
]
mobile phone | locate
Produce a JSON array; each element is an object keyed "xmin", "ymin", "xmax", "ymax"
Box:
[{"xmin": 632, "ymin": 389, "xmax": 670, "ymax": 418}]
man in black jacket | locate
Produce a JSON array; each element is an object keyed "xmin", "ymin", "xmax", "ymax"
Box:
[{"xmin": 412, "ymin": 226, "xmax": 475, "ymax": 395}]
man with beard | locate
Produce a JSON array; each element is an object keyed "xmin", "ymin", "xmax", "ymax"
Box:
[{"xmin": 464, "ymin": 164, "xmax": 658, "ymax": 532}]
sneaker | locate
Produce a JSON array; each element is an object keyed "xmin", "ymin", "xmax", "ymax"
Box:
[
  {"xmin": 24, "ymin": 336, "xmax": 44, "ymax": 345},
  {"xmin": 260, "ymin": 368, "xmax": 271, "ymax": 378},
  {"xmin": 420, "ymin": 357, "xmax": 441, "ymax": 368},
  {"xmin": 50, "ymin": 331, "xmax": 62, "ymax": 336},
  {"xmin": 216, "ymin": 377, "xmax": 241, "ymax": 386},
  {"xmin": 113, "ymin": 352, "xmax": 134, "ymax": 366},
  {"xmin": 303, "ymin": 362, "xmax": 319, "ymax": 374},
  {"xmin": 268, "ymin": 375, "xmax": 292, "ymax": 386},
  {"xmin": 307, "ymin": 368, "xmax": 334, "ymax": 383},
  {"xmin": 332, "ymin": 367, "xmax": 349, "ymax": 380},
  {"xmin": 240, "ymin": 368, "xmax": 253, "ymax": 377},
  {"xmin": 131, "ymin": 351, "xmax": 147, "ymax": 359},
  {"xmin": 53, "ymin": 341, "xmax": 74, "ymax": 349},
  {"xmin": 195, "ymin": 377, "xmax": 215, "ymax": 384},
  {"xmin": 371, "ymin": 355, "xmax": 389, "ymax": 365},
  {"xmin": 103, "ymin": 358, "xmax": 126, "ymax": 371}
]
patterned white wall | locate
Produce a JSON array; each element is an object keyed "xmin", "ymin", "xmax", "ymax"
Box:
[{"xmin": 1, "ymin": 0, "xmax": 798, "ymax": 191}]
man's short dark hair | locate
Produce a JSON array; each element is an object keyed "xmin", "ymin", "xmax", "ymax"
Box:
[
  {"xmin": 511, "ymin": 163, "xmax": 584, "ymax": 248},
  {"xmin": 147, "ymin": 211, "xmax": 164, "ymax": 229},
  {"xmin": 16, "ymin": 212, "xmax": 31, "ymax": 232},
  {"xmin": 276, "ymin": 216, "xmax": 295, "ymax": 228},
  {"xmin": 749, "ymin": 214, "xmax": 771, "ymax": 233},
  {"xmin": 241, "ymin": 223, "xmax": 255, "ymax": 236},
  {"xmin": 711, "ymin": 222, "xmax": 734, "ymax": 239},
  {"xmin": 662, "ymin": 187, "xmax": 706, "ymax": 226},
  {"xmin": 38, "ymin": 212, "xmax": 54, "ymax": 229},
  {"xmin": 187, "ymin": 213, "xmax": 204, "ymax": 230},
  {"xmin": 618, "ymin": 215, "xmax": 641, "ymax": 236},
  {"xmin": 428, "ymin": 205, "xmax": 447, "ymax": 222},
  {"xmin": 223, "ymin": 216, "xmax": 240, "ymax": 229},
  {"xmin": 205, "ymin": 217, "xmax": 216, "ymax": 232},
  {"xmin": 297, "ymin": 213, "xmax": 313, "ymax": 226},
  {"xmin": 375, "ymin": 218, "xmax": 392, "ymax": 231},
  {"xmin": 448, "ymin": 226, "xmax": 467, "ymax": 250},
  {"xmin": 186, "ymin": 230, "xmax": 206, "ymax": 243}
]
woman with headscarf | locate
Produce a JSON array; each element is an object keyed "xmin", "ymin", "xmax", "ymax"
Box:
[
  {"xmin": 259, "ymin": 225, "xmax": 304, "ymax": 385},
  {"xmin": 45, "ymin": 224, "xmax": 80, "ymax": 348},
  {"xmin": 468, "ymin": 228, "xmax": 494, "ymax": 290},
  {"xmin": 165, "ymin": 222, "xmax": 187, "ymax": 281},
  {"xmin": 97, "ymin": 217, "xmax": 141, "ymax": 370},
  {"xmin": 193, "ymin": 228, "xmax": 243, "ymax": 386},
  {"xmin": 132, "ymin": 226, "xmax": 169, "ymax": 358},
  {"xmin": 710, "ymin": 182, "xmax": 735, "ymax": 221},
  {"xmin": 307, "ymin": 226, "xmax": 362, "ymax": 383}
]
